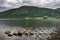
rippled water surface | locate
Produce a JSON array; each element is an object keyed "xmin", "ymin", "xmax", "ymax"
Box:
[{"xmin": 0, "ymin": 19, "xmax": 60, "ymax": 40}]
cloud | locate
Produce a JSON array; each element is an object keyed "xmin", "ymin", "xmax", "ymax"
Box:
[{"xmin": 0, "ymin": 0, "xmax": 60, "ymax": 9}]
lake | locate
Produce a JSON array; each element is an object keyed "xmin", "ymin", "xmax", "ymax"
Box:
[{"xmin": 0, "ymin": 19, "xmax": 60, "ymax": 40}]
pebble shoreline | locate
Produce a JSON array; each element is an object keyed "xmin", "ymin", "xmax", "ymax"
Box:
[{"xmin": 4, "ymin": 27, "xmax": 60, "ymax": 40}]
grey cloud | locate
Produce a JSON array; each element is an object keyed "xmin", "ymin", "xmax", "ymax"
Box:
[
  {"xmin": 0, "ymin": 0, "xmax": 60, "ymax": 9},
  {"xmin": 0, "ymin": 0, "xmax": 60, "ymax": 12},
  {"xmin": 0, "ymin": 0, "xmax": 23, "ymax": 8}
]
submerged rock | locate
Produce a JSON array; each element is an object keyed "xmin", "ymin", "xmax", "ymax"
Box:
[
  {"xmin": 7, "ymin": 34, "xmax": 13, "ymax": 37},
  {"xmin": 4, "ymin": 29, "xmax": 13, "ymax": 37},
  {"xmin": 25, "ymin": 30, "xmax": 31, "ymax": 35},
  {"xmin": 12, "ymin": 29, "xmax": 27, "ymax": 37},
  {"xmin": 22, "ymin": 29, "xmax": 27, "ymax": 33},
  {"xmin": 30, "ymin": 32, "xmax": 34, "ymax": 35},
  {"xmin": 13, "ymin": 31, "xmax": 18, "ymax": 36},
  {"xmin": 4, "ymin": 29, "xmax": 11, "ymax": 34},
  {"xmin": 18, "ymin": 31, "xmax": 23, "ymax": 37}
]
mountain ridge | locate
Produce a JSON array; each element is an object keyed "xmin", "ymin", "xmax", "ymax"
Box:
[
  {"xmin": 0, "ymin": 6, "xmax": 60, "ymax": 18},
  {"xmin": 0, "ymin": 6, "xmax": 53, "ymax": 13}
]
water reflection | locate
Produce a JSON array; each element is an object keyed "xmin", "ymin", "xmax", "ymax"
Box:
[{"xmin": 0, "ymin": 20, "xmax": 59, "ymax": 40}]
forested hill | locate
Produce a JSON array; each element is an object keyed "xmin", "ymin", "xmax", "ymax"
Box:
[{"xmin": 0, "ymin": 6, "xmax": 60, "ymax": 18}]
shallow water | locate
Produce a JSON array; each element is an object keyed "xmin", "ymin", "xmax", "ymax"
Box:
[{"xmin": 0, "ymin": 20, "xmax": 60, "ymax": 40}]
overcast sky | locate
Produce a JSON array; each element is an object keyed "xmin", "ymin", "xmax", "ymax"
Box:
[{"xmin": 0, "ymin": 0, "xmax": 60, "ymax": 12}]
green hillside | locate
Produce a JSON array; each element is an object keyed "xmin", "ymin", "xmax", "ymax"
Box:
[
  {"xmin": 0, "ymin": 6, "xmax": 60, "ymax": 18},
  {"xmin": 0, "ymin": 6, "xmax": 60, "ymax": 28}
]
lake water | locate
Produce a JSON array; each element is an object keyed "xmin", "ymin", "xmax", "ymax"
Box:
[{"xmin": 0, "ymin": 19, "xmax": 60, "ymax": 40}]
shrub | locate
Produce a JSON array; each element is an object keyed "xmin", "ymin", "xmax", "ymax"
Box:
[{"xmin": 43, "ymin": 16, "xmax": 48, "ymax": 19}]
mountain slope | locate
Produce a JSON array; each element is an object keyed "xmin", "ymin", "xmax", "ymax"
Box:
[{"xmin": 0, "ymin": 6, "xmax": 60, "ymax": 18}]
